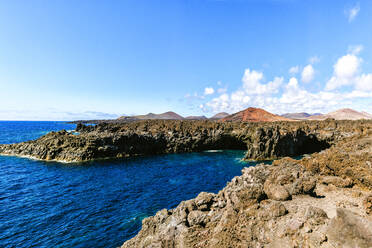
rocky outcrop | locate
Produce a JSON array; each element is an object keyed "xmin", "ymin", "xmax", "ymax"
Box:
[
  {"xmin": 122, "ymin": 129, "xmax": 372, "ymax": 247},
  {"xmin": 0, "ymin": 119, "xmax": 371, "ymax": 162},
  {"xmin": 1, "ymin": 119, "xmax": 371, "ymax": 247}
]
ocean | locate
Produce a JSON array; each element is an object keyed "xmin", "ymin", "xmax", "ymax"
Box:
[{"xmin": 0, "ymin": 121, "xmax": 261, "ymax": 247}]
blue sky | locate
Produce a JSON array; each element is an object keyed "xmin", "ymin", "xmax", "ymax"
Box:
[{"xmin": 0, "ymin": 0, "xmax": 371, "ymax": 120}]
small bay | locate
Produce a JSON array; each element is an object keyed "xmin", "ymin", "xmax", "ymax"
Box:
[{"xmin": 0, "ymin": 121, "xmax": 262, "ymax": 248}]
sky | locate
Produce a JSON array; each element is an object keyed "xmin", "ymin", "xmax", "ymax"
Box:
[{"xmin": 0, "ymin": 0, "xmax": 372, "ymax": 120}]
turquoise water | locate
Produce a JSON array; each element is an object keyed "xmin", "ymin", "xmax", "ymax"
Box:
[{"xmin": 0, "ymin": 121, "xmax": 260, "ymax": 247}]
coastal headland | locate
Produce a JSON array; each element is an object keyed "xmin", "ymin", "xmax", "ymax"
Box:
[
  {"xmin": 0, "ymin": 119, "xmax": 366, "ymax": 163},
  {"xmin": 1, "ymin": 119, "xmax": 372, "ymax": 247}
]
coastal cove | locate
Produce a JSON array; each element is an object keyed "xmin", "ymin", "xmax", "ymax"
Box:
[{"xmin": 0, "ymin": 121, "xmax": 262, "ymax": 248}]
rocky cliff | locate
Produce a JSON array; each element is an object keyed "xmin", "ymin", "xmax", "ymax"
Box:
[
  {"xmin": 122, "ymin": 125, "xmax": 372, "ymax": 247},
  {"xmin": 1, "ymin": 119, "xmax": 372, "ymax": 247},
  {"xmin": 1, "ymin": 119, "xmax": 368, "ymax": 163}
]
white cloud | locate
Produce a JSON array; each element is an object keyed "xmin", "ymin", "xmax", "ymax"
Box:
[
  {"xmin": 355, "ymin": 74, "xmax": 372, "ymax": 91},
  {"xmin": 204, "ymin": 87, "xmax": 215, "ymax": 95},
  {"xmin": 289, "ymin": 66, "xmax": 299, "ymax": 74},
  {"xmin": 334, "ymin": 54, "xmax": 360, "ymax": 78},
  {"xmin": 200, "ymin": 47, "xmax": 372, "ymax": 115},
  {"xmin": 301, "ymin": 65, "xmax": 315, "ymax": 83},
  {"xmin": 242, "ymin": 68, "xmax": 283, "ymax": 95},
  {"xmin": 325, "ymin": 53, "xmax": 362, "ymax": 90},
  {"xmin": 346, "ymin": 4, "xmax": 360, "ymax": 22}
]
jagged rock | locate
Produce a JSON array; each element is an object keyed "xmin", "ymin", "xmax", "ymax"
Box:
[
  {"xmin": 121, "ymin": 123, "xmax": 372, "ymax": 248},
  {"xmin": 264, "ymin": 182, "xmax": 290, "ymax": 201},
  {"xmin": 194, "ymin": 192, "xmax": 215, "ymax": 211},
  {"xmin": 187, "ymin": 210, "xmax": 207, "ymax": 226},
  {"xmin": 263, "ymin": 158, "xmax": 316, "ymax": 200},
  {"xmin": 2, "ymin": 119, "xmax": 370, "ymax": 162},
  {"xmin": 1, "ymin": 119, "xmax": 372, "ymax": 247}
]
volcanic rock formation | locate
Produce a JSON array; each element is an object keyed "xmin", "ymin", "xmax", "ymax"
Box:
[
  {"xmin": 1, "ymin": 119, "xmax": 372, "ymax": 247},
  {"xmin": 221, "ymin": 107, "xmax": 292, "ymax": 122},
  {"xmin": 122, "ymin": 122, "xmax": 372, "ymax": 248},
  {"xmin": 0, "ymin": 119, "xmax": 370, "ymax": 164},
  {"xmin": 0, "ymin": 119, "xmax": 362, "ymax": 163}
]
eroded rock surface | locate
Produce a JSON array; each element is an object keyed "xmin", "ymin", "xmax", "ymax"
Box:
[
  {"xmin": 0, "ymin": 119, "xmax": 370, "ymax": 162},
  {"xmin": 122, "ymin": 125, "xmax": 372, "ymax": 248},
  {"xmin": 1, "ymin": 119, "xmax": 371, "ymax": 247}
]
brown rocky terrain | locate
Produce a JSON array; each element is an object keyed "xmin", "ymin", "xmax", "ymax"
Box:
[
  {"xmin": 1, "ymin": 119, "xmax": 372, "ymax": 247},
  {"xmin": 1, "ymin": 119, "xmax": 367, "ymax": 163},
  {"xmin": 121, "ymin": 121, "xmax": 372, "ymax": 248},
  {"xmin": 222, "ymin": 107, "xmax": 292, "ymax": 122}
]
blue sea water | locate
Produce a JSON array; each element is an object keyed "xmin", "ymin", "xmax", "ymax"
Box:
[{"xmin": 0, "ymin": 121, "xmax": 262, "ymax": 248}]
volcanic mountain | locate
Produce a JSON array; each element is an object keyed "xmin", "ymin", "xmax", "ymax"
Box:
[
  {"xmin": 221, "ymin": 107, "xmax": 292, "ymax": 122},
  {"xmin": 281, "ymin": 112, "xmax": 323, "ymax": 120},
  {"xmin": 185, "ymin": 116, "xmax": 208, "ymax": 120},
  {"xmin": 118, "ymin": 111, "xmax": 184, "ymax": 120},
  {"xmin": 209, "ymin": 112, "xmax": 230, "ymax": 120},
  {"xmin": 281, "ymin": 112, "xmax": 311, "ymax": 120},
  {"xmin": 308, "ymin": 108, "xmax": 372, "ymax": 120}
]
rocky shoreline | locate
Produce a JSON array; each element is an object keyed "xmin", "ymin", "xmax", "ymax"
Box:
[
  {"xmin": 122, "ymin": 122, "xmax": 372, "ymax": 247},
  {"xmin": 1, "ymin": 119, "xmax": 372, "ymax": 247},
  {"xmin": 0, "ymin": 119, "xmax": 368, "ymax": 163}
]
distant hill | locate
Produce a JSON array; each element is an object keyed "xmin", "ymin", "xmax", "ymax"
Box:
[
  {"xmin": 210, "ymin": 112, "xmax": 230, "ymax": 120},
  {"xmin": 185, "ymin": 116, "xmax": 208, "ymax": 120},
  {"xmin": 118, "ymin": 111, "xmax": 184, "ymax": 120},
  {"xmin": 308, "ymin": 108, "xmax": 372, "ymax": 120},
  {"xmin": 281, "ymin": 112, "xmax": 311, "ymax": 120},
  {"xmin": 281, "ymin": 112, "xmax": 324, "ymax": 120},
  {"xmin": 221, "ymin": 107, "xmax": 292, "ymax": 122}
]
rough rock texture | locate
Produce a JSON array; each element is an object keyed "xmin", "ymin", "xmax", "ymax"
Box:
[
  {"xmin": 1, "ymin": 119, "xmax": 371, "ymax": 163},
  {"xmin": 122, "ymin": 129, "xmax": 372, "ymax": 248},
  {"xmin": 1, "ymin": 119, "xmax": 372, "ymax": 247}
]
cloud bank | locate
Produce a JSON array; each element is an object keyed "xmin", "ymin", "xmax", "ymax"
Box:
[{"xmin": 199, "ymin": 47, "xmax": 372, "ymax": 115}]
